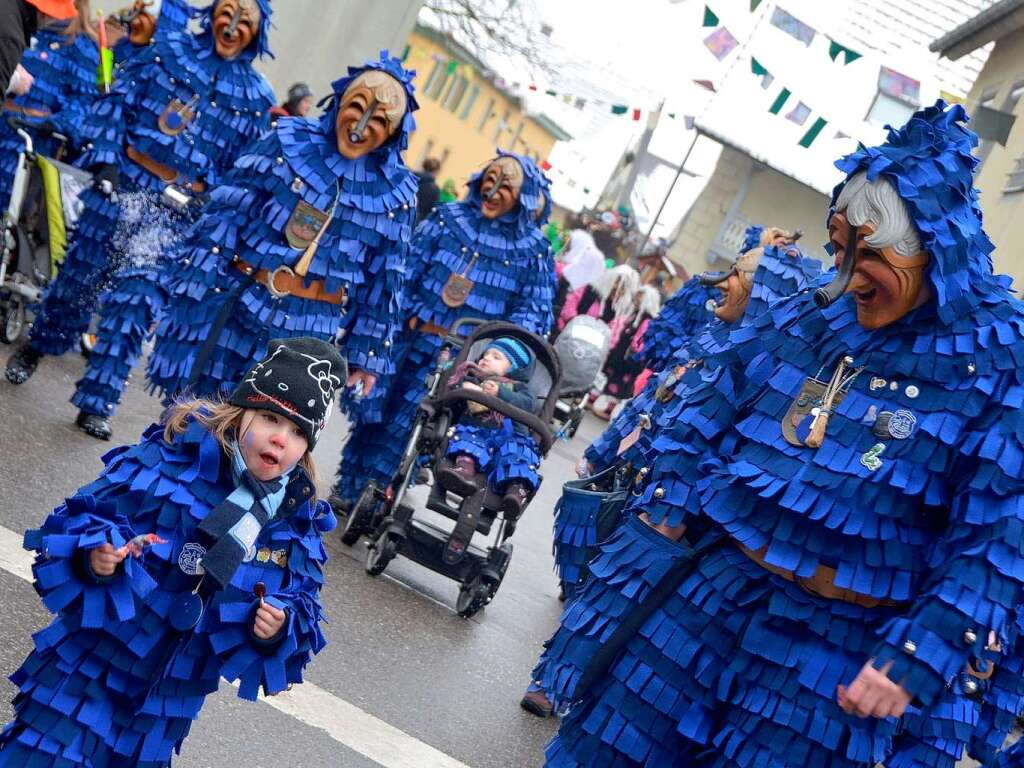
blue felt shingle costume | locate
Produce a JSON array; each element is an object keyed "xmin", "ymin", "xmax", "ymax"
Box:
[
  {"xmin": 532, "ymin": 103, "xmax": 1024, "ymax": 768},
  {"xmin": 146, "ymin": 51, "xmax": 419, "ymax": 425},
  {"xmin": 333, "ymin": 151, "xmax": 556, "ymax": 507},
  {"xmin": 550, "ymin": 240, "xmax": 822, "ymax": 604},
  {"xmin": 636, "ymin": 274, "xmax": 717, "ymax": 374},
  {"xmin": 5, "ymin": 1, "xmax": 275, "ymax": 436},
  {"xmin": 0, "ymin": 337, "xmax": 342, "ymax": 766}
]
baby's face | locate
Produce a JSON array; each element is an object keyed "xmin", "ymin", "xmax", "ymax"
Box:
[
  {"xmin": 239, "ymin": 409, "xmax": 308, "ymax": 481},
  {"xmin": 477, "ymin": 348, "xmax": 512, "ymax": 377}
]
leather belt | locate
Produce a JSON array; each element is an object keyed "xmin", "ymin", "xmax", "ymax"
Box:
[
  {"xmin": 408, "ymin": 317, "xmax": 449, "ymax": 337},
  {"xmin": 126, "ymin": 145, "xmax": 206, "ymax": 193},
  {"xmin": 3, "ymin": 101, "xmax": 51, "ymax": 119},
  {"xmin": 734, "ymin": 540, "xmax": 909, "ymax": 609},
  {"xmin": 233, "ymin": 257, "xmax": 347, "ymax": 304}
]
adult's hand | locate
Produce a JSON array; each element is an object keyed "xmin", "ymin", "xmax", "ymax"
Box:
[
  {"xmin": 7, "ymin": 64, "xmax": 32, "ymax": 96},
  {"xmin": 837, "ymin": 660, "xmax": 912, "ymax": 719}
]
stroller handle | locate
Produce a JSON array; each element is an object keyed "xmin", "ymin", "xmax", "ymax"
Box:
[
  {"xmin": 444, "ymin": 317, "xmax": 488, "ymax": 345},
  {"xmin": 434, "ymin": 389, "xmax": 556, "ymax": 454}
]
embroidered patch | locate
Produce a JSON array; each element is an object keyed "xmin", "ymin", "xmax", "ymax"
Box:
[
  {"xmin": 286, "ymin": 199, "xmax": 330, "ymax": 250},
  {"xmin": 158, "ymin": 97, "xmax": 197, "ymax": 136},
  {"xmin": 441, "ymin": 272, "xmax": 474, "ymax": 308},
  {"xmin": 781, "ymin": 377, "xmax": 847, "ymax": 447},
  {"xmin": 178, "ymin": 542, "xmax": 206, "ymax": 576}
]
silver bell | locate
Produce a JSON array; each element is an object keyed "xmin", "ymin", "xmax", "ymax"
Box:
[{"xmin": 964, "ymin": 629, "xmax": 978, "ymax": 645}]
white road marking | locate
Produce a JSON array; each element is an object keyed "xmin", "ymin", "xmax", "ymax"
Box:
[{"xmin": 0, "ymin": 523, "xmax": 471, "ymax": 768}]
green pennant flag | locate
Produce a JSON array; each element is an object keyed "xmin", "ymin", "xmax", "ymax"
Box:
[
  {"xmin": 446, "ymin": 59, "xmax": 458, "ymax": 75},
  {"xmin": 828, "ymin": 40, "xmax": 862, "ymax": 65},
  {"xmin": 545, "ymin": 89, "xmax": 557, "ymax": 96},
  {"xmin": 799, "ymin": 117, "xmax": 828, "ymax": 148},
  {"xmin": 611, "ymin": 104, "xmax": 629, "ymax": 115},
  {"xmin": 750, "ymin": 0, "xmax": 763, "ymax": 10},
  {"xmin": 583, "ymin": 187, "xmax": 591, "ymax": 194},
  {"xmin": 703, "ymin": 6, "xmax": 719, "ymax": 27},
  {"xmin": 751, "ymin": 57, "xmax": 768, "ymax": 77},
  {"xmin": 769, "ymin": 87, "xmax": 791, "ymax": 114},
  {"xmin": 667, "ymin": 112, "xmax": 677, "ymax": 119}
]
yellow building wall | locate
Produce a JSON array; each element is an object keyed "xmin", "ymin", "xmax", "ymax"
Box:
[
  {"xmin": 962, "ymin": 29, "xmax": 1024, "ymax": 287},
  {"xmin": 403, "ymin": 30, "xmax": 560, "ymax": 194}
]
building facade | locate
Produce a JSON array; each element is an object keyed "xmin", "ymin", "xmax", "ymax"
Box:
[
  {"xmin": 258, "ymin": 0, "xmax": 423, "ymax": 109},
  {"xmin": 932, "ymin": 0, "xmax": 1024, "ymax": 286},
  {"xmin": 402, "ymin": 23, "xmax": 571, "ymax": 191}
]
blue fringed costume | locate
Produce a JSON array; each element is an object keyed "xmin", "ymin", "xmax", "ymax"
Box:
[
  {"xmin": 333, "ymin": 151, "xmax": 556, "ymax": 506},
  {"xmin": 551, "ymin": 242, "xmax": 822, "ymax": 603},
  {"xmin": 8, "ymin": 1, "xmax": 275, "ymax": 429},
  {"xmin": 0, "ymin": 415, "xmax": 335, "ymax": 766},
  {"xmin": 636, "ymin": 275, "xmax": 716, "ymax": 373},
  {"xmin": 147, "ymin": 52, "xmax": 419, "ymax": 421},
  {"xmin": 533, "ymin": 103, "xmax": 1024, "ymax": 768}
]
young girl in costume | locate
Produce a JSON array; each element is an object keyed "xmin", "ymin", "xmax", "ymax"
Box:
[{"xmin": 0, "ymin": 337, "xmax": 344, "ymax": 767}]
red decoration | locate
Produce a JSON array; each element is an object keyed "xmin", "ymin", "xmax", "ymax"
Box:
[
  {"xmin": 540, "ymin": 160, "xmax": 552, "ymax": 171},
  {"xmin": 632, "ymin": 108, "xmax": 642, "ymax": 121}
]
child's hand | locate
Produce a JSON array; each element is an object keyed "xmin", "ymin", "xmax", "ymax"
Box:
[
  {"xmin": 90, "ymin": 543, "xmax": 127, "ymax": 577},
  {"xmin": 481, "ymin": 380, "xmax": 500, "ymax": 396},
  {"xmin": 461, "ymin": 382, "xmax": 482, "ymax": 392},
  {"xmin": 253, "ymin": 602, "xmax": 287, "ymax": 640}
]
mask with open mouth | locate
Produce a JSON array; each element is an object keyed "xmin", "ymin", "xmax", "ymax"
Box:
[
  {"xmin": 212, "ymin": 0, "xmax": 260, "ymax": 60},
  {"xmin": 479, "ymin": 156, "xmax": 524, "ymax": 219},
  {"xmin": 335, "ymin": 70, "xmax": 408, "ymax": 159},
  {"xmin": 820, "ymin": 173, "xmax": 931, "ymax": 330}
]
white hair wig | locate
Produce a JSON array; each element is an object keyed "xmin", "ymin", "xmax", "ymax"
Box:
[
  {"xmin": 833, "ymin": 172, "xmax": 922, "ymax": 258},
  {"xmin": 592, "ymin": 264, "xmax": 640, "ymax": 319},
  {"xmin": 632, "ymin": 285, "xmax": 662, "ymax": 327}
]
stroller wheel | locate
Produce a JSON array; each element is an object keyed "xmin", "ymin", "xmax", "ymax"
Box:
[
  {"xmin": 342, "ymin": 481, "xmax": 381, "ymax": 546},
  {"xmin": 365, "ymin": 531, "xmax": 397, "ymax": 576},
  {"xmin": 456, "ymin": 575, "xmax": 492, "ymax": 619},
  {"xmin": 0, "ymin": 301, "xmax": 25, "ymax": 344}
]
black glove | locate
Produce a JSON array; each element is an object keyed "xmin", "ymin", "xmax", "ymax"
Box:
[{"xmin": 91, "ymin": 163, "xmax": 119, "ymax": 195}]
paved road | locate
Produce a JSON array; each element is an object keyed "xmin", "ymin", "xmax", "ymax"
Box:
[{"xmin": 0, "ymin": 347, "xmax": 605, "ymax": 767}]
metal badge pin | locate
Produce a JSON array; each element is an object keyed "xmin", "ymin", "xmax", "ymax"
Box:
[
  {"xmin": 887, "ymin": 409, "xmax": 917, "ymax": 440},
  {"xmin": 860, "ymin": 443, "xmax": 886, "ymax": 471},
  {"xmin": 889, "ymin": 381, "xmax": 899, "ymax": 391},
  {"xmin": 905, "ymin": 385, "xmax": 920, "ymax": 399},
  {"xmin": 869, "ymin": 377, "xmax": 887, "ymax": 391}
]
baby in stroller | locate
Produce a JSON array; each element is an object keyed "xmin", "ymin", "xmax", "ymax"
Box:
[{"xmin": 437, "ymin": 336, "xmax": 540, "ymax": 521}]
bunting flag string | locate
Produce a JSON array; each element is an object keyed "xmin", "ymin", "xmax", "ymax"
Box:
[{"xmin": 827, "ymin": 39, "xmax": 862, "ymax": 65}]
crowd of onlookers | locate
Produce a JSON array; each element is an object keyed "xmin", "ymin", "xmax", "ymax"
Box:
[{"xmin": 551, "ymin": 212, "xmax": 669, "ymax": 419}]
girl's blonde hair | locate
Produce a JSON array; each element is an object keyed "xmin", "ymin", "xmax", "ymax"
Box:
[{"xmin": 162, "ymin": 397, "xmax": 319, "ymax": 497}]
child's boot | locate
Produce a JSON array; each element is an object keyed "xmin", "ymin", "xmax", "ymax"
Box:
[
  {"xmin": 501, "ymin": 481, "xmax": 531, "ymax": 520},
  {"xmin": 437, "ymin": 454, "xmax": 484, "ymax": 496}
]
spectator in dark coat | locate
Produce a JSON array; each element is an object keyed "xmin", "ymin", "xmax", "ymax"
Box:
[{"xmin": 415, "ymin": 156, "xmax": 440, "ymax": 223}]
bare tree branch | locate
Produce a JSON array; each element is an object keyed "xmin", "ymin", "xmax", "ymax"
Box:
[{"xmin": 423, "ymin": 0, "xmax": 559, "ymax": 78}]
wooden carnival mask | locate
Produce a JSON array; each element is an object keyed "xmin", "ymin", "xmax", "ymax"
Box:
[
  {"xmin": 119, "ymin": 0, "xmax": 158, "ymax": 45},
  {"xmin": 335, "ymin": 71, "xmax": 407, "ymax": 160},
  {"xmin": 212, "ymin": 0, "xmax": 260, "ymax": 60},
  {"xmin": 828, "ymin": 211, "xmax": 930, "ymax": 330},
  {"xmin": 479, "ymin": 157, "xmax": 524, "ymax": 219},
  {"xmin": 705, "ymin": 247, "xmax": 761, "ymax": 323}
]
